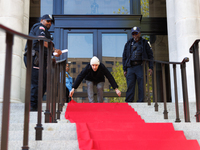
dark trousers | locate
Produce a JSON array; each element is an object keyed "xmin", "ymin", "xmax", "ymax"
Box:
[
  {"xmin": 24, "ymin": 56, "xmax": 47, "ymax": 109},
  {"xmin": 125, "ymin": 65, "xmax": 144, "ymax": 102},
  {"xmin": 66, "ymin": 87, "xmax": 71, "ymax": 103}
]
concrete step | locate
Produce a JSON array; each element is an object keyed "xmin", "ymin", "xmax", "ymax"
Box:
[
  {"xmin": 0, "ymin": 102, "xmax": 199, "ymax": 149},
  {"xmin": 173, "ymin": 123, "xmax": 200, "ymax": 143},
  {"xmin": 0, "ymin": 122, "xmax": 76, "ymax": 131},
  {"xmin": 0, "ymin": 103, "xmax": 48, "ymax": 112},
  {"xmin": 1, "ymin": 130, "xmax": 77, "ymax": 141},
  {"xmin": 2, "ymin": 140, "xmax": 79, "ymax": 150},
  {"xmin": 129, "ymin": 102, "xmax": 198, "ymax": 122}
]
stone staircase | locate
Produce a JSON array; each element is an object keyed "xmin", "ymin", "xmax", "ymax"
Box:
[
  {"xmin": 129, "ymin": 102, "xmax": 200, "ymax": 144},
  {"xmin": 0, "ymin": 102, "xmax": 199, "ymax": 150},
  {"xmin": 0, "ymin": 103, "xmax": 79, "ymax": 150}
]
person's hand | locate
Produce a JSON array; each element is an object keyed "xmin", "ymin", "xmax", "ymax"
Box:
[
  {"xmin": 69, "ymin": 88, "xmax": 75, "ymax": 97},
  {"xmin": 124, "ymin": 71, "xmax": 127, "ymax": 77},
  {"xmin": 44, "ymin": 41, "xmax": 48, "ymax": 48},
  {"xmin": 115, "ymin": 88, "xmax": 121, "ymax": 97},
  {"xmin": 149, "ymin": 69, "xmax": 153, "ymax": 76},
  {"xmin": 54, "ymin": 49, "xmax": 62, "ymax": 57}
]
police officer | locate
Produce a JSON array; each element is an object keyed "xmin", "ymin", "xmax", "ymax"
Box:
[
  {"xmin": 122, "ymin": 26, "xmax": 154, "ymax": 103},
  {"xmin": 24, "ymin": 14, "xmax": 62, "ymax": 111}
]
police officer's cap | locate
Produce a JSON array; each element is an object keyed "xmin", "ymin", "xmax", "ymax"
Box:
[
  {"xmin": 131, "ymin": 26, "xmax": 140, "ymax": 33},
  {"xmin": 41, "ymin": 14, "xmax": 53, "ymax": 21}
]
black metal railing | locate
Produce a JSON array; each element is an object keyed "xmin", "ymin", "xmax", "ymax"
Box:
[
  {"xmin": 44, "ymin": 59, "xmax": 66, "ymax": 123},
  {"xmin": 143, "ymin": 57, "xmax": 190, "ymax": 122},
  {"xmin": 1, "ymin": 24, "xmax": 200, "ymax": 150},
  {"xmin": 0, "ymin": 24, "xmax": 66, "ymax": 150},
  {"xmin": 190, "ymin": 39, "xmax": 200, "ymax": 122}
]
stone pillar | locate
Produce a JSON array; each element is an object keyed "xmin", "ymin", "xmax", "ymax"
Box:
[
  {"xmin": 0, "ymin": 0, "xmax": 30, "ymax": 103},
  {"xmin": 166, "ymin": 0, "xmax": 200, "ymax": 102}
]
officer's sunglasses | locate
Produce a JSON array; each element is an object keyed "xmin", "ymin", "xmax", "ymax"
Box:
[
  {"xmin": 132, "ymin": 32, "xmax": 138, "ymax": 35},
  {"xmin": 46, "ymin": 20, "xmax": 52, "ymax": 23}
]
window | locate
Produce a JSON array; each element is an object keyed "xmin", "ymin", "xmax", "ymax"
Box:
[
  {"xmin": 107, "ymin": 67, "xmax": 112, "ymax": 72},
  {"xmin": 71, "ymin": 62, "xmax": 76, "ymax": 65},
  {"xmin": 105, "ymin": 61, "xmax": 114, "ymax": 65},
  {"xmin": 82, "ymin": 62, "xmax": 89, "ymax": 65},
  {"xmin": 71, "ymin": 68, "xmax": 76, "ymax": 73},
  {"xmin": 82, "ymin": 86, "xmax": 87, "ymax": 92},
  {"xmin": 72, "ymin": 78, "xmax": 75, "ymax": 83},
  {"xmin": 64, "ymin": 0, "xmax": 130, "ymax": 15},
  {"xmin": 109, "ymin": 85, "xmax": 114, "ymax": 91},
  {"xmin": 41, "ymin": 0, "xmax": 53, "ymax": 16},
  {"xmin": 82, "ymin": 79, "xmax": 86, "ymax": 83}
]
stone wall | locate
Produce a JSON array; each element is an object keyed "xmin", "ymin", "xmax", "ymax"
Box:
[
  {"xmin": 0, "ymin": 0, "xmax": 30, "ymax": 103},
  {"xmin": 166, "ymin": 0, "xmax": 200, "ymax": 102}
]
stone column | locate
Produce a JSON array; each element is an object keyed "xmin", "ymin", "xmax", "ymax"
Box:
[
  {"xmin": 0, "ymin": 0, "xmax": 30, "ymax": 103},
  {"xmin": 166, "ymin": 0, "xmax": 200, "ymax": 102}
]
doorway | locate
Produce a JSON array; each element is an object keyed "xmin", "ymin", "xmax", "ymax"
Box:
[{"xmin": 64, "ymin": 29, "xmax": 130, "ymax": 102}]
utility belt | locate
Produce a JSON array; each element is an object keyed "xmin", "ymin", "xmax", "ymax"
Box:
[
  {"xmin": 24, "ymin": 50, "xmax": 47, "ymax": 67},
  {"xmin": 24, "ymin": 49, "xmax": 39, "ymax": 66},
  {"xmin": 130, "ymin": 60, "xmax": 142, "ymax": 66}
]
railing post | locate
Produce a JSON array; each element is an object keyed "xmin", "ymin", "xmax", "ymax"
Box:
[
  {"xmin": 153, "ymin": 62, "xmax": 158, "ymax": 111},
  {"xmin": 45, "ymin": 42, "xmax": 53, "ymax": 123},
  {"xmin": 63, "ymin": 62, "xmax": 66, "ymax": 105},
  {"xmin": 173, "ymin": 64, "xmax": 181, "ymax": 122},
  {"xmin": 143, "ymin": 60, "xmax": 146, "ymax": 102},
  {"xmin": 146, "ymin": 61, "xmax": 151, "ymax": 105},
  {"xmin": 161, "ymin": 63, "xmax": 168, "ymax": 119},
  {"xmin": 22, "ymin": 40, "xmax": 33, "ymax": 150},
  {"xmin": 53, "ymin": 63, "xmax": 58, "ymax": 123},
  {"xmin": 180, "ymin": 58, "xmax": 190, "ymax": 122},
  {"xmin": 56, "ymin": 63, "xmax": 61, "ymax": 119},
  {"xmin": 51, "ymin": 60, "xmax": 56, "ymax": 123},
  {"xmin": 35, "ymin": 40, "xmax": 44, "ymax": 140},
  {"xmin": 190, "ymin": 41, "xmax": 200, "ymax": 122},
  {"xmin": 1, "ymin": 32, "xmax": 13, "ymax": 150},
  {"xmin": 60, "ymin": 61, "xmax": 65, "ymax": 107}
]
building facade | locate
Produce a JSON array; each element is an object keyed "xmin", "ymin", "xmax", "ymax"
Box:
[{"xmin": 0, "ymin": 0, "xmax": 198, "ymax": 103}]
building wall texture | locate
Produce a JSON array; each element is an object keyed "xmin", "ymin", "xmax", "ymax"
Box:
[
  {"xmin": 0, "ymin": 0, "xmax": 30, "ymax": 103},
  {"xmin": 166, "ymin": 0, "xmax": 200, "ymax": 102}
]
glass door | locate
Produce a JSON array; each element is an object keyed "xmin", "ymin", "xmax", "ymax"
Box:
[
  {"xmin": 98, "ymin": 30, "xmax": 131, "ymax": 102},
  {"xmin": 64, "ymin": 29, "xmax": 130, "ymax": 102}
]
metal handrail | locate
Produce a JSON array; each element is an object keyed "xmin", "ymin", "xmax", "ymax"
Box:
[
  {"xmin": 189, "ymin": 39, "xmax": 200, "ymax": 122},
  {"xmin": 0, "ymin": 24, "xmax": 66, "ymax": 150},
  {"xmin": 0, "ymin": 23, "xmax": 198, "ymax": 150},
  {"xmin": 44, "ymin": 58, "xmax": 66, "ymax": 123},
  {"xmin": 143, "ymin": 57, "xmax": 190, "ymax": 122}
]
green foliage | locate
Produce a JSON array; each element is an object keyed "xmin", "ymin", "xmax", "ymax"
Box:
[
  {"xmin": 141, "ymin": 0, "xmax": 149, "ymax": 17},
  {"xmin": 113, "ymin": 6, "xmax": 129, "ymax": 14},
  {"xmin": 106, "ymin": 62, "xmax": 153, "ymax": 103},
  {"xmin": 107, "ymin": 62, "xmax": 126, "ymax": 103},
  {"xmin": 142, "ymin": 35, "xmax": 150, "ymax": 41}
]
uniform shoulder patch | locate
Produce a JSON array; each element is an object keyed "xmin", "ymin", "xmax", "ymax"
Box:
[
  {"xmin": 39, "ymin": 26, "xmax": 45, "ymax": 31},
  {"xmin": 66, "ymin": 73, "xmax": 69, "ymax": 78}
]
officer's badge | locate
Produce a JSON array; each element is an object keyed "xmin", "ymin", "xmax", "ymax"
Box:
[
  {"xmin": 39, "ymin": 26, "xmax": 45, "ymax": 31},
  {"xmin": 66, "ymin": 73, "xmax": 69, "ymax": 78},
  {"xmin": 49, "ymin": 15, "xmax": 52, "ymax": 20}
]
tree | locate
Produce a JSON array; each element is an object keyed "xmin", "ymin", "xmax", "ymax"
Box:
[
  {"xmin": 141, "ymin": 0, "xmax": 149, "ymax": 17},
  {"xmin": 107, "ymin": 62, "xmax": 126, "ymax": 103}
]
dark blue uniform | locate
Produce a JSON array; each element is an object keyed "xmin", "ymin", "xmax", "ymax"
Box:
[
  {"xmin": 24, "ymin": 23, "xmax": 52, "ymax": 110},
  {"xmin": 122, "ymin": 37, "xmax": 153, "ymax": 102}
]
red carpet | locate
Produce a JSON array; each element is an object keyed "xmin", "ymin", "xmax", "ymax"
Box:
[{"xmin": 65, "ymin": 100, "xmax": 200, "ymax": 150}]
